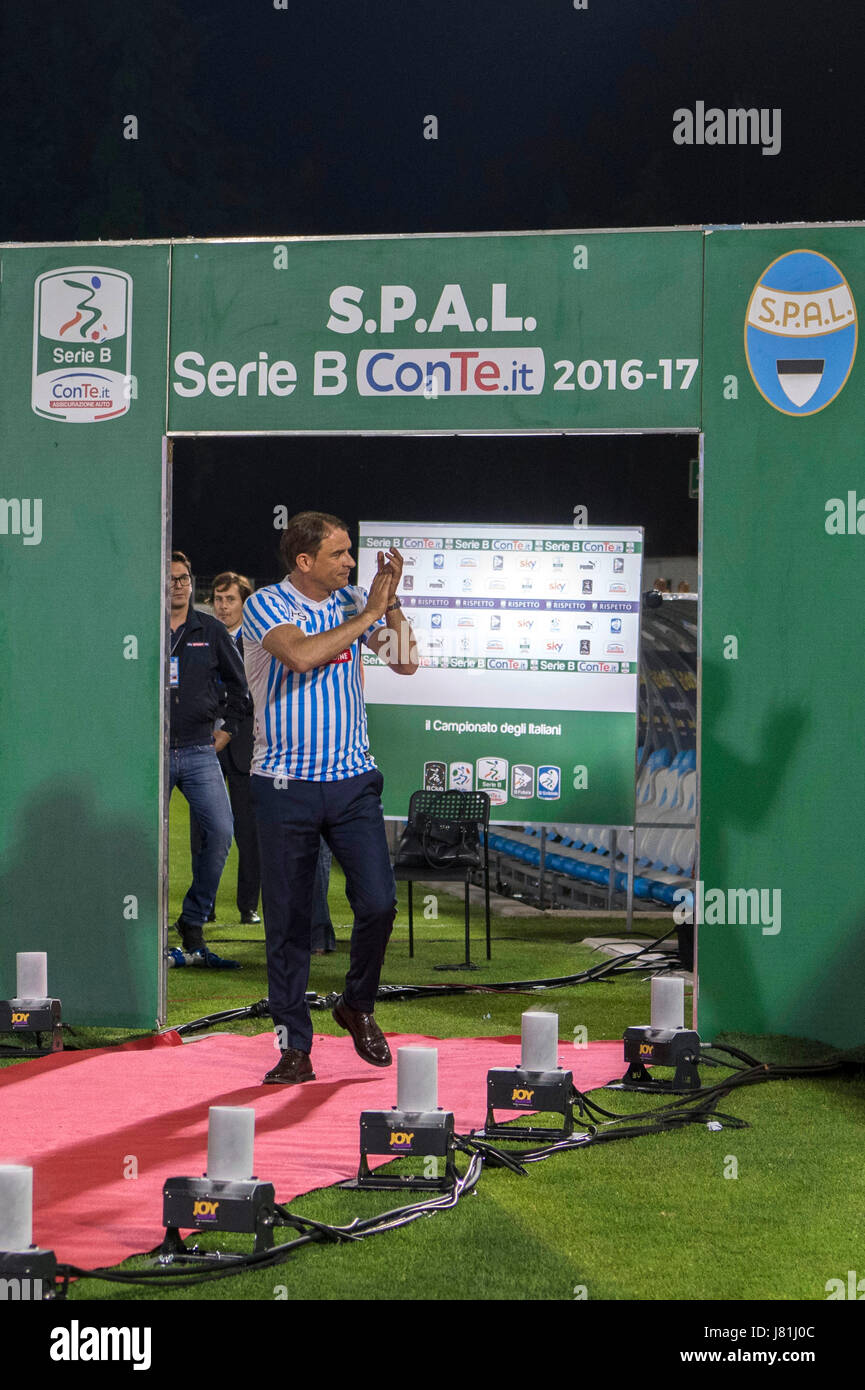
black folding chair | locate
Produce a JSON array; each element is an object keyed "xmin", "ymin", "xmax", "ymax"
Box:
[{"xmin": 393, "ymin": 790, "xmax": 491, "ymax": 970}]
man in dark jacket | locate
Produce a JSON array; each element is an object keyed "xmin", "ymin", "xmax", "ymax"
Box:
[
  {"xmin": 168, "ymin": 550, "xmax": 249, "ymax": 968},
  {"xmin": 210, "ymin": 570, "xmax": 261, "ymax": 925}
]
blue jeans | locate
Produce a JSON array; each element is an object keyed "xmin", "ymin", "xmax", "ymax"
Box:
[
  {"xmin": 251, "ymin": 770, "xmax": 396, "ymax": 1052},
  {"xmin": 170, "ymin": 744, "xmax": 234, "ymax": 938}
]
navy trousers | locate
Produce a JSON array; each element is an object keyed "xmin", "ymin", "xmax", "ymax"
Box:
[{"xmin": 250, "ymin": 770, "xmax": 396, "ymax": 1053}]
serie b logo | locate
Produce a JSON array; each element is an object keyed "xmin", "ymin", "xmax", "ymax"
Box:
[
  {"xmin": 32, "ymin": 267, "xmax": 133, "ymax": 423},
  {"xmin": 745, "ymin": 250, "xmax": 857, "ymax": 415}
]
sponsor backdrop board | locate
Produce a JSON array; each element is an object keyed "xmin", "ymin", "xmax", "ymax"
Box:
[
  {"xmin": 167, "ymin": 232, "xmax": 703, "ymax": 433},
  {"xmin": 0, "ymin": 243, "xmax": 170, "ymax": 1028},
  {"xmin": 359, "ymin": 523, "xmax": 642, "ymax": 823},
  {"xmin": 698, "ymin": 229, "xmax": 865, "ymax": 1049},
  {"xmin": 1, "ymin": 227, "xmax": 863, "ymax": 1049}
]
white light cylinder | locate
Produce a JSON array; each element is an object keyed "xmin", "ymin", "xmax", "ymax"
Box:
[
  {"xmin": 521, "ymin": 1012, "xmax": 559, "ymax": 1071},
  {"xmin": 396, "ymin": 1047, "xmax": 438, "ymax": 1113},
  {"xmin": 0, "ymin": 1166, "xmax": 33, "ymax": 1251},
  {"xmin": 206, "ymin": 1107, "xmax": 255, "ymax": 1181},
  {"xmin": 651, "ymin": 976, "xmax": 685, "ymax": 1030},
  {"xmin": 16, "ymin": 953, "xmax": 47, "ymax": 1001}
]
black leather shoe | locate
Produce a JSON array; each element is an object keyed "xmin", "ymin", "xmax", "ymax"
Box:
[
  {"xmin": 332, "ymin": 995, "xmax": 392, "ymax": 1067},
  {"xmin": 262, "ymin": 1049, "xmax": 316, "ymax": 1085},
  {"xmin": 241, "ymin": 910, "xmax": 262, "ymax": 925}
]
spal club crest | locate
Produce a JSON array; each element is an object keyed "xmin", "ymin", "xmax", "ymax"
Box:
[{"xmin": 745, "ymin": 250, "xmax": 856, "ymax": 416}]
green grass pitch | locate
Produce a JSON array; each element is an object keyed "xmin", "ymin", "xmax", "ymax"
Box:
[{"xmin": 12, "ymin": 792, "xmax": 865, "ymax": 1302}]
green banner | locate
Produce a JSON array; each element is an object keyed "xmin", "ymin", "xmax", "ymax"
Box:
[
  {"xmin": 0, "ymin": 243, "xmax": 170, "ymax": 1027},
  {"xmin": 168, "ymin": 232, "xmax": 703, "ymax": 432},
  {"xmin": 368, "ymin": 705, "xmax": 637, "ymax": 824},
  {"xmin": 1, "ymin": 226, "xmax": 863, "ymax": 1049},
  {"xmin": 698, "ymin": 228, "xmax": 865, "ymax": 1049}
]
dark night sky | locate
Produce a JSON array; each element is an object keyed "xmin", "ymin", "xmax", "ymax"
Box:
[
  {"xmin": 3, "ymin": 1, "xmax": 864, "ymax": 240},
  {"xmin": 3, "ymin": 0, "xmax": 862, "ymax": 560}
]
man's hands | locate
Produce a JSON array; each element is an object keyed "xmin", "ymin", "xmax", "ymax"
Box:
[
  {"xmin": 379, "ymin": 546, "xmax": 404, "ymax": 595},
  {"xmin": 261, "ymin": 546, "xmax": 416, "ymax": 675},
  {"xmin": 213, "ymin": 729, "xmax": 232, "ymax": 753},
  {"xmin": 363, "ymin": 548, "xmax": 418, "ymax": 675},
  {"xmin": 362, "ymin": 548, "xmax": 404, "ymax": 622}
]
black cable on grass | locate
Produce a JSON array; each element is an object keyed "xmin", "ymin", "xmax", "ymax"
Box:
[
  {"xmin": 274, "ymin": 1205, "xmax": 363, "ymax": 1243},
  {"xmin": 62, "ymin": 1069, "xmax": 752, "ymax": 1291},
  {"xmin": 56, "ymin": 1154, "xmax": 485, "ymax": 1291},
  {"xmin": 456, "ymin": 1135, "xmax": 532, "ymax": 1175},
  {"xmin": 704, "ymin": 1040, "xmax": 765, "ymax": 1068},
  {"xmin": 591, "ymin": 1051, "xmax": 854, "ymax": 1131},
  {"xmin": 0, "ymin": 1047, "xmax": 81, "ymax": 1059},
  {"xmin": 54, "ymin": 1041, "xmax": 857, "ymax": 1293},
  {"xmin": 697, "ymin": 1052, "xmax": 750, "ymax": 1071},
  {"xmin": 169, "ymin": 927, "xmax": 686, "ymax": 1036},
  {"xmin": 474, "ymin": 1094, "xmax": 748, "ymax": 1168},
  {"xmin": 7, "ymin": 936, "xmax": 687, "ymax": 1051},
  {"xmin": 383, "ymin": 922, "xmax": 681, "ymax": 994},
  {"xmin": 167, "ymin": 1000, "xmax": 272, "ymax": 1037},
  {"xmin": 510, "ymin": 1047, "xmax": 857, "ymax": 1165},
  {"xmin": 57, "ymin": 1233, "xmax": 317, "ymax": 1293}
]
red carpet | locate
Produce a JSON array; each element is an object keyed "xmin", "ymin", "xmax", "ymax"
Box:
[{"xmin": 0, "ymin": 1031, "xmax": 623, "ymax": 1267}]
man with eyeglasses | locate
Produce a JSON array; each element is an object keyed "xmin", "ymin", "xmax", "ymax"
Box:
[{"xmin": 167, "ymin": 550, "xmax": 249, "ymax": 968}]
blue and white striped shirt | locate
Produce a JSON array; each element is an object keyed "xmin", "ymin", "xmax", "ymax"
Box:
[{"xmin": 242, "ymin": 579, "xmax": 383, "ymax": 781}]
